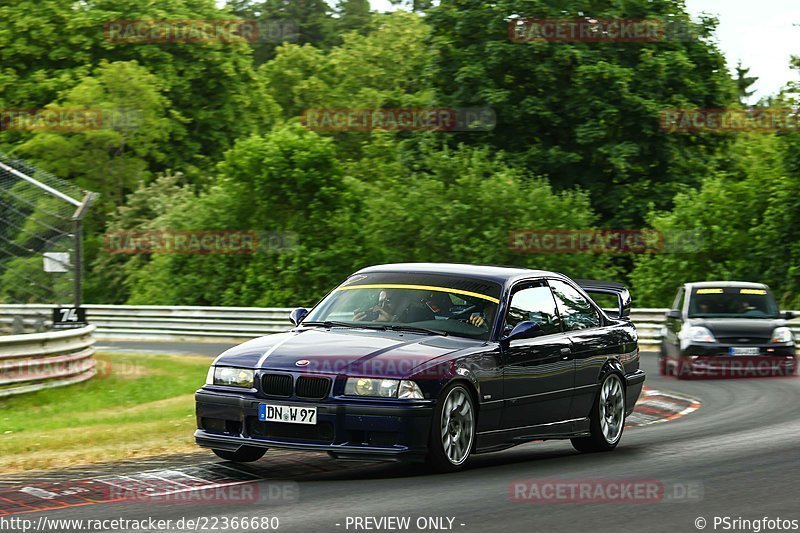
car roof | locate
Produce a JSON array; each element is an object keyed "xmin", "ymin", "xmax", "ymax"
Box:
[
  {"xmin": 687, "ymin": 281, "xmax": 770, "ymax": 289},
  {"xmin": 354, "ymin": 263, "xmax": 556, "ymax": 284}
]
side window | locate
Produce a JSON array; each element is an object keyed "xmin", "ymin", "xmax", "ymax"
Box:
[
  {"xmin": 549, "ymin": 280, "xmax": 601, "ymax": 331},
  {"xmin": 672, "ymin": 287, "xmax": 685, "ymax": 311},
  {"xmin": 503, "ymin": 283, "xmax": 562, "ymax": 337}
]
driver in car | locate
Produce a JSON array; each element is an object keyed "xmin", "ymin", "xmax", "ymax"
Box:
[
  {"xmin": 423, "ymin": 291, "xmax": 488, "ymax": 328},
  {"xmin": 353, "ymin": 290, "xmax": 397, "ymax": 322}
]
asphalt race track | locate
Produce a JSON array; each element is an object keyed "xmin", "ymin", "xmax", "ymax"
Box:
[{"xmin": 4, "ymin": 351, "xmax": 799, "ymax": 533}]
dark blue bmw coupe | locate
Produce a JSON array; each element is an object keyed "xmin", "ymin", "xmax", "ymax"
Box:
[{"xmin": 195, "ymin": 263, "xmax": 645, "ymax": 471}]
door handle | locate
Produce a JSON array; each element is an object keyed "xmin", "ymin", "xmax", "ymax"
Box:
[{"xmin": 560, "ymin": 347, "xmax": 571, "ymax": 360}]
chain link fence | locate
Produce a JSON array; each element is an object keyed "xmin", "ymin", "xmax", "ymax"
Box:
[{"xmin": 0, "ymin": 153, "xmax": 96, "ymax": 334}]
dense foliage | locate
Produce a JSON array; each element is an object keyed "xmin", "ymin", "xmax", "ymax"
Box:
[{"xmin": 1, "ymin": 0, "xmax": 798, "ymax": 308}]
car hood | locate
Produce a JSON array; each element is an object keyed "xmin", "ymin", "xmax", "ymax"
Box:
[
  {"xmin": 688, "ymin": 317, "xmax": 785, "ymax": 338},
  {"xmin": 213, "ymin": 327, "xmax": 479, "ymax": 378}
]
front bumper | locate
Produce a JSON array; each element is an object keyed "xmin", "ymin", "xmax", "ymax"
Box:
[{"xmin": 195, "ymin": 390, "xmax": 434, "ymax": 462}]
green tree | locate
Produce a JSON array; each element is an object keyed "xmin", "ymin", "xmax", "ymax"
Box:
[
  {"xmin": 0, "ymin": 0, "xmax": 278, "ymax": 171},
  {"xmin": 334, "ymin": 0, "xmax": 373, "ymax": 38},
  {"xmin": 629, "ymin": 134, "xmax": 785, "ymax": 306},
  {"xmin": 230, "ymin": 0, "xmax": 335, "ymax": 62},
  {"xmin": 424, "ymin": 0, "xmax": 739, "ymax": 226},
  {"xmin": 735, "ymin": 61, "xmax": 759, "ymax": 104},
  {"xmin": 16, "ymin": 61, "xmax": 173, "ymax": 211}
]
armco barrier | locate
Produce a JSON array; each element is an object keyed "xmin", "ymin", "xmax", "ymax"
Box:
[
  {"xmin": 0, "ymin": 304, "xmax": 292, "ymax": 341},
  {"xmin": 0, "ymin": 305, "xmax": 797, "ymax": 348},
  {"xmin": 0, "ymin": 325, "xmax": 97, "ymax": 398}
]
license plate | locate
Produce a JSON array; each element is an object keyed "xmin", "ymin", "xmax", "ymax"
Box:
[
  {"xmin": 729, "ymin": 347, "xmax": 759, "ymax": 356},
  {"xmin": 258, "ymin": 404, "xmax": 317, "ymax": 425}
]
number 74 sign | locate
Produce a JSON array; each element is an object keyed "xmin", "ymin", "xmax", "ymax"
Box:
[{"xmin": 52, "ymin": 307, "xmax": 87, "ymax": 328}]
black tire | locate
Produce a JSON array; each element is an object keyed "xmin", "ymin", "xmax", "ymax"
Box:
[
  {"xmin": 212, "ymin": 446, "xmax": 267, "ymax": 462},
  {"xmin": 571, "ymin": 372, "xmax": 625, "ymax": 453},
  {"xmin": 426, "ymin": 383, "xmax": 476, "ymax": 473}
]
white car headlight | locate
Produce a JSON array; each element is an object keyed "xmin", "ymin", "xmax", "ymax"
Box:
[
  {"xmin": 212, "ymin": 366, "xmax": 254, "ymax": 388},
  {"xmin": 686, "ymin": 326, "xmax": 716, "ymax": 343},
  {"xmin": 770, "ymin": 327, "xmax": 795, "ymax": 344}
]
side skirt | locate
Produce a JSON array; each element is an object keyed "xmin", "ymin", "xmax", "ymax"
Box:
[{"xmin": 474, "ymin": 417, "xmax": 591, "ymax": 454}]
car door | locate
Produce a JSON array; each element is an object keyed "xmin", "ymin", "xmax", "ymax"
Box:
[
  {"xmin": 500, "ymin": 280, "xmax": 574, "ymax": 429},
  {"xmin": 547, "ymin": 279, "xmax": 614, "ymax": 420}
]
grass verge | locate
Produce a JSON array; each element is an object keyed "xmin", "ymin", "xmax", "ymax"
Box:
[{"xmin": 0, "ymin": 352, "xmax": 210, "ymax": 473}]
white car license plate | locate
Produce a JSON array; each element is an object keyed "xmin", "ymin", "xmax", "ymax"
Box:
[
  {"xmin": 729, "ymin": 346, "xmax": 759, "ymax": 356},
  {"xmin": 258, "ymin": 404, "xmax": 317, "ymax": 425}
]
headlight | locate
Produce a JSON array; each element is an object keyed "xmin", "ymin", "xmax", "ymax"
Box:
[
  {"xmin": 345, "ymin": 377, "xmax": 398, "ymax": 397},
  {"xmin": 770, "ymin": 327, "xmax": 795, "ymax": 344},
  {"xmin": 212, "ymin": 366, "xmax": 254, "ymax": 388},
  {"xmin": 686, "ymin": 326, "xmax": 716, "ymax": 343},
  {"xmin": 344, "ymin": 378, "xmax": 424, "ymax": 399}
]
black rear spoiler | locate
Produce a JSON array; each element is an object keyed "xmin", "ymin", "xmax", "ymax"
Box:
[{"xmin": 575, "ymin": 279, "xmax": 632, "ymax": 320}]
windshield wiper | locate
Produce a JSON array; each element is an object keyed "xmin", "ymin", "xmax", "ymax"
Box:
[
  {"xmin": 302, "ymin": 321, "xmax": 387, "ymax": 330},
  {"xmin": 385, "ymin": 324, "xmax": 448, "ymax": 336},
  {"xmin": 302, "ymin": 321, "xmax": 447, "ymax": 336}
]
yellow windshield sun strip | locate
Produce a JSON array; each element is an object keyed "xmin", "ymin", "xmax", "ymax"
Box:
[
  {"xmin": 696, "ymin": 288, "xmax": 724, "ymax": 294},
  {"xmin": 335, "ymin": 284, "xmax": 500, "ymax": 304},
  {"xmin": 740, "ymin": 289, "xmax": 767, "ymax": 295}
]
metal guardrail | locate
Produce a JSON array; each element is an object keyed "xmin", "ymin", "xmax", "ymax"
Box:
[
  {"xmin": 0, "ymin": 304, "xmax": 292, "ymax": 341},
  {"xmin": 0, "ymin": 305, "xmax": 798, "ymax": 348},
  {"xmin": 0, "ymin": 325, "xmax": 97, "ymax": 398}
]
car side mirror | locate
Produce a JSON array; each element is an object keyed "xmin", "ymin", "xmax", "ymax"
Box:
[
  {"xmin": 666, "ymin": 309, "xmax": 682, "ymax": 320},
  {"xmin": 784, "ymin": 311, "xmax": 796, "ymax": 320},
  {"xmin": 501, "ymin": 321, "xmax": 542, "ymax": 347},
  {"xmin": 289, "ymin": 307, "xmax": 309, "ymax": 326}
]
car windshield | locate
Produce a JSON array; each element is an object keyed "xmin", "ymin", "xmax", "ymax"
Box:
[
  {"xmin": 303, "ymin": 273, "xmax": 502, "ymax": 341},
  {"xmin": 688, "ymin": 287, "xmax": 780, "ymax": 319}
]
